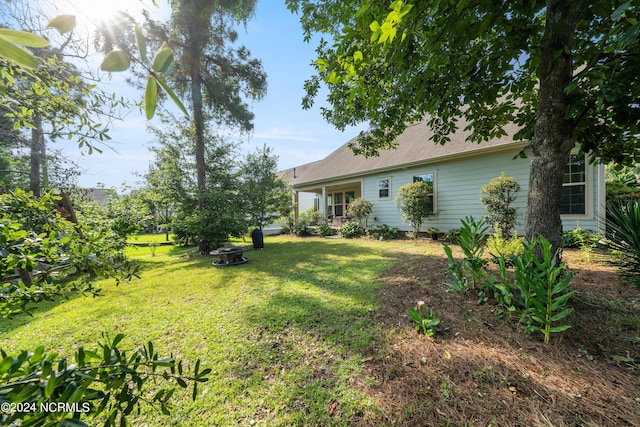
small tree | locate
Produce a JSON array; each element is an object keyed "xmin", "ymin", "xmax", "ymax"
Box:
[
  {"xmin": 241, "ymin": 144, "xmax": 292, "ymax": 230},
  {"xmin": 480, "ymin": 173, "xmax": 520, "ymax": 239},
  {"xmin": 395, "ymin": 181, "xmax": 435, "ymax": 237},
  {"xmin": 346, "ymin": 197, "xmax": 372, "ymax": 232}
]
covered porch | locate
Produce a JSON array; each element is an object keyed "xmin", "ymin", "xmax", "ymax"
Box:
[{"xmin": 294, "ymin": 181, "xmax": 362, "ymax": 226}]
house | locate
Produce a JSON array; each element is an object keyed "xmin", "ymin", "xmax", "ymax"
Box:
[{"xmin": 283, "ymin": 118, "xmax": 605, "ymax": 234}]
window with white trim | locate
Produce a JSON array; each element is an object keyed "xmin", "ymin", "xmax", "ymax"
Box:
[
  {"xmin": 378, "ymin": 178, "xmax": 390, "ymax": 198},
  {"xmin": 412, "ymin": 172, "xmax": 435, "ymax": 213},
  {"xmin": 560, "ymin": 154, "xmax": 586, "ymax": 215}
]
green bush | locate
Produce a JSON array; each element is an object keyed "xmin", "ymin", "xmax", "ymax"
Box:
[
  {"xmin": 606, "ymin": 200, "xmax": 640, "ymax": 287},
  {"xmin": 295, "ymin": 223, "xmax": 311, "ymax": 236},
  {"xmin": 395, "ymin": 181, "xmax": 436, "ymax": 237},
  {"xmin": 317, "ymin": 222, "xmax": 334, "ymax": 237},
  {"xmin": 443, "ymin": 228, "xmax": 460, "ymax": 244},
  {"xmin": 366, "ymin": 224, "xmax": 398, "ymax": 240},
  {"xmin": 562, "ymin": 226, "xmax": 600, "ymax": 249},
  {"xmin": 487, "ymin": 226, "xmax": 524, "ymax": 265},
  {"xmin": 480, "ymin": 173, "xmax": 520, "ymax": 239},
  {"xmin": 346, "ymin": 197, "xmax": 373, "ymax": 231},
  {"xmin": 299, "ymin": 207, "xmax": 324, "ymax": 226},
  {"xmin": 339, "ymin": 221, "xmax": 362, "ymax": 238}
]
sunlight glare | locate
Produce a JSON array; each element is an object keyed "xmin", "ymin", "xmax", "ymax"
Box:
[{"xmin": 67, "ymin": 0, "xmax": 144, "ymax": 30}]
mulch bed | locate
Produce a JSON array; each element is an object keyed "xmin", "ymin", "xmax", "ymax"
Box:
[{"xmin": 356, "ymin": 240, "xmax": 640, "ymax": 426}]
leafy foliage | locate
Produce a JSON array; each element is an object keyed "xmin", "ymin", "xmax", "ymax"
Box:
[
  {"xmin": 395, "ymin": 181, "xmax": 436, "ymax": 237},
  {"xmin": 480, "ymin": 173, "xmax": 520, "ymax": 239},
  {"xmin": 444, "ymin": 216, "xmax": 575, "ymax": 343},
  {"xmin": 606, "ymin": 200, "xmax": 640, "ymax": 287},
  {"xmin": 338, "ymin": 221, "xmax": 362, "ymax": 238},
  {"xmin": 0, "ymin": 189, "xmax": 135, "ymax": 317},
  {"xmin": 346, "ymin": 197, "xmax": 373, "ymax": 231},
  {"xmin": 514, "ymin": 237, "xmax": 575, "ymax": 344},
  {"xmin": 366, "ymin": 224, "xmax": 398, "ymax": 241},
  {"xmin": 409, "ymin": 301, "xmax": 440, "ymax": 337},
  {"xmin": 0, "ymin": 333, "xmax": 209, "ymax": 427},
  {"xmin": 241, "ymin": 144, "xmax": 292, "ymax": 230},
  {"xmin": 443, "ymin": 216, "xmax": 489, "ymax": 291},
  {"xmin": 487, "ymin": 226, "xmax": 524, "ymax": 266}
]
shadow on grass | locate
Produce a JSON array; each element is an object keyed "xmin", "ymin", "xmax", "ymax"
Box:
[{"xmin": 218, "ymin": 237, "xmax": 405, "ymax": 423}]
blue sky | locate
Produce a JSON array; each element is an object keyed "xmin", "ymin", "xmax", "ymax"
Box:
[{"xmin": 69, "ymin": 1, "xmax": 367, "ymax": 191}]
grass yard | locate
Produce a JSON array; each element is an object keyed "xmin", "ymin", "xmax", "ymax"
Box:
[
  {"xmin": 0, "ymin": 236, "xmax": 397, "ymax": 426},
  {"xmin": 1, "ymin": 235, "xmax": 639, "ymax": 426}
]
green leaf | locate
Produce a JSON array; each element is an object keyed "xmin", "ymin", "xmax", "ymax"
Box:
[
  {"xmin": 134, "ymin": 24, "xmax": 148, "ymax": 63},
  {"xmin": 144, "ymin": 76, "xmax": 157, "ymax": 120},
  {"xmin": 47, "ymin": 15, "xmax": 77, "ymax": 34},
  {"xmin": 612, "ymin": 2, "xmax": 632, "ymax": 22},
  {"xmin": 353, "ymin": 50, "xmax": 363, "ymax": 62},
  {"xmin": 551, "ymin": 307, "xmax": 572, "ymax": 322},
  {"xmin": 0, "ymin": 35, "xmax": 38, "ymax": 69},
  {"xmin": 100, "ymin": 51, "xmax": 130, "ymax": 72},
  {"xmin": 44, "ymin": 375, "xmax": 56, "ymax": 398},
  {"xmin": 549, "ymin": 324, "xmax": 572, "ymax": 333},
  {"xmin": 0, "ymin": 29, "xmax": 48, "ymax": 48},
  {"xmin": 551, "ymin": 291, "xmax": 575, "ymax": 310},
  {"xmin": 152, "ymin": 46, "xmax": 173, "ymax": 73},
  {"xmin": 154, "ymin": 75, "xmax": 189, "ymax": 118}
]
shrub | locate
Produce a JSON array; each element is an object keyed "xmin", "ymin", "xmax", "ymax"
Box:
[
  {"xmin": 487, "ymin": 226, "xmax": 524, "ymax": 265},
  {"xmin": 443, "ymin": 228, "xmax": 460, "ymax": 244},
  {"xmin": 480, "ymin": 173, "xmax": 520, "ymax": 239},
  {"xmin": 562, "ymin": 226, "xmax": 600, "ymax": 249},
  {"xmin": 317, "ymin": 222, "xmax": 334, "ymax": 237},
  {"xmin": 606, "ymin": 200, "xmax": 640, "ymax": 287},
  {"xmin": 346, "ymin": 197, "xmax": 373, "ymax": 231},
  {"xmin": 366, "ymin": 224, "xmax": 398, "ymax": 240},
  {"xmin": 395, "ymin": 181, "xmax": 436, "ymax": 237},
  {"xmin": 299, "ymin": 207, "xmax": 324, "ymax": 226},
  {"xmin": 339, "ymin": 221, "xmax": 362, "ymax": 238},
  {"xmin": 295, "ymin": 223, "xmax": 311, "ymax": 236}
]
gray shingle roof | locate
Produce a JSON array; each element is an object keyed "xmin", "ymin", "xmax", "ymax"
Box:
[{"xmin": 285, "ymin": 119, "xmax": 524, "ymax": 187}]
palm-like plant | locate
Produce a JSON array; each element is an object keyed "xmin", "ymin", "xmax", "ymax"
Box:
[{"xmin": 606, "ymin": 200, "xmax": 640, "ymax": 287}]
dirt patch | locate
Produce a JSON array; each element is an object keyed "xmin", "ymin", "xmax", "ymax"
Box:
[{"xmin": 359, "ymin": 240, "xmax": 640, "ymax": 426}]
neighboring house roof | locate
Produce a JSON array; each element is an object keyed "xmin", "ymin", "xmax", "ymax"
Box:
[
  {"xmin": 284, "ymin": 119, "xmax": 526, "ymax": 187},
  {"xmin": 84, "ymin": 188, "xmax": 113, "ymax": 206}
]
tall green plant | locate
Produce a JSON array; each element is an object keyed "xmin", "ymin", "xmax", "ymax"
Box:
[
  {"xmin": 606, "ymin": 200, "xmax": 640, "ymax": 286},
  {"xmin": 395, "ymin": 181, "xmax": 436, "ymax": 237},
  {"xmin": 346, "ymin": 197, "xmax": 373, "ymax": 231},
  {"xmin": 480, "ymin": 173, "xmax": 520, "ymax": 239},
  {"xmin": 514, "ymin": 237, "xmax": 575, "ymax": 343},
  {"xmin": 443, "ymin": 216, "xmax": 489, "ymax": 291}
]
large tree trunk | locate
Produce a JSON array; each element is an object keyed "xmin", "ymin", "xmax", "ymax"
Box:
[
  {"xmin": 190, "ymin": 50, "xmax": 209, "ymax": 254},
  {"xmin": 525, "ymin": 0, "xmax": 584, "ymax": 255},
  {"xmin": 29, "ymin": 116, "xmax": 45, "ymax": 198}
]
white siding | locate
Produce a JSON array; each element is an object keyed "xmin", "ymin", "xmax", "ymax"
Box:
[{"xmin": 362, "ymin": 148, "xmax": 603, "ymax": 233}]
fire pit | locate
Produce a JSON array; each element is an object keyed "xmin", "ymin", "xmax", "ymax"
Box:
[{"xmin": 210, "ymin": 246, "xmax": 249, "ymax": 267}]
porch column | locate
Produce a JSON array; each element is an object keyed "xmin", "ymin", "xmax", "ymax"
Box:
[
  {"xmin": 294, "ymin": 191, "xmax": 299, "ymax": 224},
  {"xmin": 321, "ymin": 186, "xmax": 328, "ymax": 217}
]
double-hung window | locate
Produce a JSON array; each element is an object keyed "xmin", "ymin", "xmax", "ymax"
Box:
[
  {"xmin": 560, "ymin": 154, "xmax": 587, "ymax": 216},
  {"xmin": 412, "ymin": 172, "xmax": 435, "ymax": 213},
  {"xmin": 378, "ymin": 178, "xmax": 390, "ymax": 198}
]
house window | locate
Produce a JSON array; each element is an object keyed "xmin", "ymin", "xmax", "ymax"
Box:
[
  {"xmin": 378, "ymin": 179, "xmax": 390, "ymax": 198},
  {"xmin": 560, "ymin": 154, "xmax": 586, "ymax": 215},
  {"xmin": 412, "ymin": 172, "xmax": 435, "ymax": 213}
]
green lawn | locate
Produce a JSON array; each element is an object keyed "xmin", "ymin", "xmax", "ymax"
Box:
[
  {"xmin": 127, "ymin": 232, "xmax": 175, "ymax": 243},
  {"xmin": 0, "ymin": 235, "xmax": 410, "ymax": 426}
]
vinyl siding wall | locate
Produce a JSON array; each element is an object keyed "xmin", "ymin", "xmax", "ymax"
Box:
[{"xmin": 361, "ymin": 148, "xmax": 603, "ymax": 234}]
